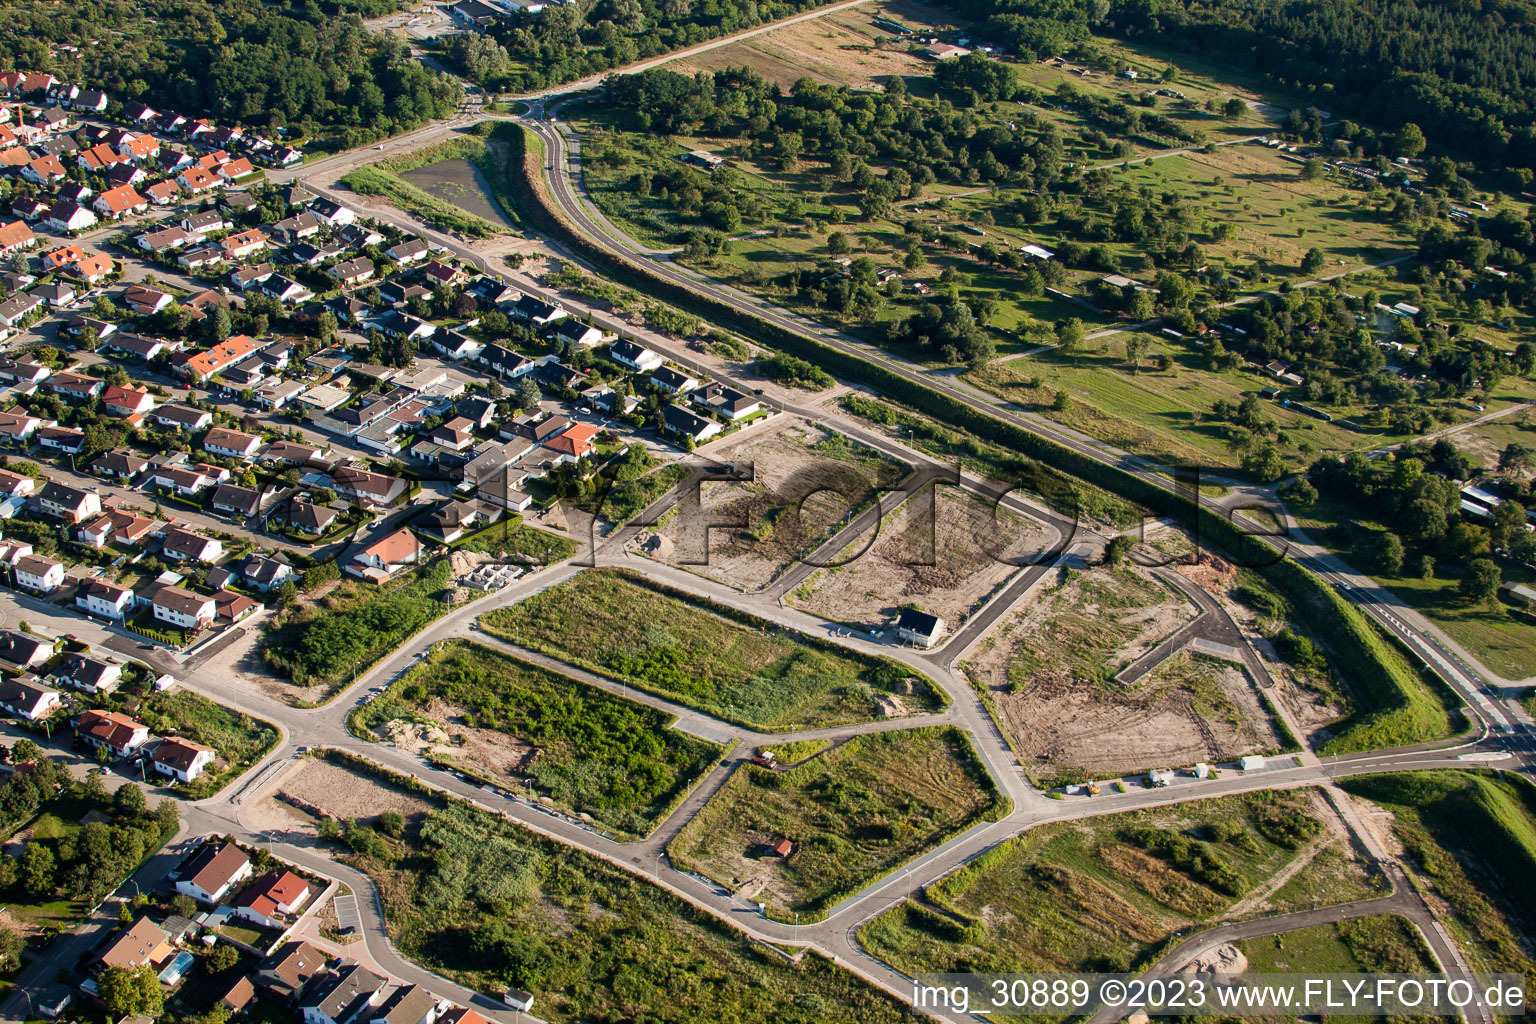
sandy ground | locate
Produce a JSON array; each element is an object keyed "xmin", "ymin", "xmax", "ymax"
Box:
[
  {"xmin": 377, "ymin": 697, "xmax": 537, "ymax": 791},
  {"xmin": 638, "ymin": 417, "xmax": 906, "ymax": 591},
  {"xmin": 789, "ymin": 484, "xmax": 1047, "ymax": 631},
  {"xmin": 965, "ymin": 564, "xmax": 1274, "ymax": 783},
  {"xmin": 244, "ymin": 757, "xmax": 439, "ymax": 836}
]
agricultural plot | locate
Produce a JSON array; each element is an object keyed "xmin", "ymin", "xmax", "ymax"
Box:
[
  {"xmin": 669, "ymin": 728, "xmax": 1004, "ymax": 921},
  {"xmin": 257, "ymin": 755, "xmax": 912, "ymax": 1024},
  {"xmin": 637, "ymin": 420, "xmax": 907, "ymax": 592},
  {"xmin": 964, "ymin": 564, "xmax": 1279, "ymax": 787},
  {"xmin": 480, "ymin": 568, "xmax": 942, "ymax": 729},
  {"xmin": 788, "ymin": 483, "xmax": 1049, "ymax": 632},
  {"xmin": 351, "ymin": 641, "xmax": 720, "ymax": 837},
  {"xmin": 861, "ymin": 790, "xmax": 1328, "ymax": 974}
]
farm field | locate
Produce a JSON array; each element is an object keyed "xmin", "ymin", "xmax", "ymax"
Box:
[
  {"xmin": 479, "ymin": 568, "xmax": 943, "ymax": 729},
  {"xmin": 351, "ymin": 640, "xmax": 721, "ymax": 837},
  {"xmin": 1340, "ymin": 771, "xmax": 1536, "ymax": 983},
  {"xmin": 964, "ymin": 563, "xmax": 1281, "ymax": 787},
  {"xmin": 860, "ymin": 789, "xmax": 1330, "ymax": 974},
  {"xmin": 669, "ymin": 727, "xmax": 1004, "ymax": 921},
  {"xmin": 787, "ymin": 483, "xmax": 1048, "ymax": 632},
  {"xmin": 637, "ymin": 419, "xmax": 907, "ymax": 591},
  {"xmin": 254, "ymin": 753, "xmax": 913, "ymax": 1023}
]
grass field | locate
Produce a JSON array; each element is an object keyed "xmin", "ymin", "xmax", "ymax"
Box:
[
  {"xmin": 860, "ymin": 790, "xmax": 1326, "ymax": 974},
  {"xmin": 304, "ymin": 754, "xmax": 915, "ymax": 1023},
  {"xmin": 352, "ymin": 640, "xmax": 720, "ymax": 836},
  {"xmin": 480, "ymin": 568, "xmax": 943, "ymax": 729},
  {"xmin": 1239, "ymin": 914, "xmax": 1435, "ymax": 975},
  {"xmin": 1340, "ymin": 771, "xmax": 1536, "ymax": 985},
  {"xmin": 342, "ymin": 131, "xmax": 510, "ymax": 239},
  {"xmin": 669, "ymin": 728, "xmax": 1004, "ymax": 921}
]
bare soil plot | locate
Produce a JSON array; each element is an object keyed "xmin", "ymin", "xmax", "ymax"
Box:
[
  {"xmin": 964, "ymin": 564, "xmax": 1270, "ymax": 786},
  {"xmin": 788, "ymin": 483, "xmax": 1048, "ymax": 632},
  {"xmin": 669, "ymin": 727, "xmax": 1003, "ymax": 921},
  {"xmin": 639, "ymin": 418, "xmax": 907, "ymax": 592},
  {"xmin": 246, "ymin": 756, "xmax": 437, "ymax": 837}
]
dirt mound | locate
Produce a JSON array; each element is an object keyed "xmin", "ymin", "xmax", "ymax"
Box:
[
  {"xmin": 383, "ymin": 717, "xmax": 454, "ymax": 757},
  {"xmin": 639, "ymin": 532, "xmax": 675, "ymax": 558},
  {"xmin": 1178, "ymin": 551, "xmax": 1236, "ymax": 593},
  {"xmin": 450, "ymin": 550, "xmax": 492, "ymax": 575},
  {"xmin": 1183, "ymin": 943, "xmax": 1249, "ymax": 975}
]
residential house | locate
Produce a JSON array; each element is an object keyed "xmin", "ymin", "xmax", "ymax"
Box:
[
  {"xmin": 160, "ymin": 527, "xmax": 224, "ymax": 564},
  {"xmin": 413, "ymin": 499, "xmax": 501, "ymax": 544},
  {"xmin": 175, "ymin": 841, "xmax": 252, "ymax": 904},
  {"xmin": 512, "ymin": 295, "xmax": 565, "ymax": 326},
  {"xmin": 76, "ymin": 578, "xmax": 135, "ymax": 620},
  {"xmin": 0, "ymin": 676, "xmax": 61, "ymax": 721},
  {"xmin": 553, "ymin": 318, "xmax": 603, "ymax": 348},
  {"xmin": 218, "ymin": 157, "xmax": 255, "ymax": 181},
  {"xmin": 662, "ymin": 403, "xmax": 721, "ymax": 443},
  {"xmin": 101, "ymin": 385, "xmax": 156, "ymax": 417},
  {"xmin": 179, "ymin": 334, "xmax": 261, "ymax": 381},
  {"xmin": 221, "ymin": 228, "xmax": 267, "ymax": 260},
  {"xmin": 153, "ymin": 403, "xmax": 215, "ymax": 431},
  {"xmin": 300, "ymin": 962, "xmax": 388, "ymax": 1024},
  {"xmin": 107, "ymin": 510, "xmax": 159, "ymax": 548},
  {"xmin": 136, "ymin": 225, "xmax": 194, "ymax": 253},
  {"xmin": 51, "ymin": 653, "xmax": 123, "ymax": 697},
  {"xmin": 270, "ymin": 211, "xmax": 321, "ymax": 242},
  {"xmin": 272, "ymin": 496, "xmax": 338, "ymax": 536},
  {"xmin": 123, "ymin": 284, "xmax": 174, "ymax": 313},
  {"xmin": 104, "ymin": 331, "xmax": 174, "ymax": 361},
  {"xmin": 690, "ymin": 382, "xmax": 762, "ymax": 420},
  {"xmin": 0, "ymin": 292, "xmax": 43, "ymax": 329},
  {"xmin": 258, "ymin": 940, "xmax": 329, "ymax": 1004},
  {"xmin": 259, "ymin": 275, "xmax": 313, "ymax": 304},
  {"xmin": 92, "ymin": 184, "xmax": 147, "ymax": 219},
  {"xmin": 31, "ymin": 280, "xmax": 76, "ymax": 306},
  {"xmin": 178, "ymin": 166, "xmax": 221, "ymax": 192},
  {"xmin": 48, "ymin": 370, "xmax": 103, "ymax": 401},
  {"xmin": 0, "ymin": 630, "xmax": 48, "ymax": 671},
  {"xmin": 145, "ymin": 179, "xmax": 182, "ymax": 205},
  {"xmin": 151, "ymin": 584, "xmax": 217, "ymax": 631},
  {"xmin": 152, "ymin": 737, "xmax": 215, "ymax": 783},
  {"xmin": 310, "ymin": 198, "xmax": 354, "ymax": 227},
  {"xmin": 37, "ymin": 481, "xmax": 101, "ymax": 523},
  {"xmin": 262, "ymin": 441, "xmax": 331, "ymax": 469},
  {"xmin": 243, "ymin": 554, "xmax": 295, "ymax": 592},
  {"xmin": 90, "ymin": 449, "xmax": 149, "ymax": 480},
  {"xmin": 350, "ymin": 528, "xmax": 426, "ymax": 581},
  {"xmin": 329, "ymin": 256, "xmax": 375, "ymax": 287},
  {"xmin": 21, "ymin": 154, "xmax": 66, "ymax": 185},
  {"xmin": 0, "ymin": 410, "xmax": 41, "ymax": 443},
  {"xmin": 429, "ymin": 416, "xmax": 478, "ymax": 452},
  {"xmin": 70, "ymin": 251, "xmax": 115, "ymax": 282},
  {"xmin": 331, "ymin": 465, "xmax": 407, "ymax": 507},
  {"xmin": 369, "ymin": 985, "xmax": 443, "ymax": 1024},
  {"xmin": 895, "ymin": 607, "xmax": 945, "ymax": 647},
  {"xmin": 203, "ymin": 427, "xmax": 262, "ymax": 460},
  {"xmin": 95, "ymin": 917, "xmax": 171, "ymax": 973},
  {"xmin": 41, "ymin": 200, "xmax": 96, "ymax": 234},
  {"xmin": 609, "ymin": 339, "xmax": 664, "ymax": 372},
  {"xmin": 13, "ymin": 554, "xmax": 64, "ymax": 592},
  {"xmin": 214, "ymin": 588, "xmax": 258, "ymax": 624},
  {"xmin": 76, "ymin": 709, "xmax": 150, "ymax": 757},
  {"xmin": 543, "ymin": 421, "xmax": 598, "ymax": 462},
  {"xmin": 233, "ymin": 870, "xmax": 312, "ymax": 930},
  {"xmin": 0, "ymin": 469, "xmax": 34, "ymax": 497},
  {"xmin": 386, "ymin": 238, "xmax": 429, "ymax": 265},
  {"xmin": 211, "ymin": 483, "xmax": 263, "ymax": 519},
  {"xmin": 0, "ymin": 219, "xmax": 35, "ymax": 256},
  {"xmin": 650, "ymin": 366, "xmax": 699, "ymax": 394},
  {"xmin": 152, "ymin": 464, "xmax": 221, "ymax": 498}
]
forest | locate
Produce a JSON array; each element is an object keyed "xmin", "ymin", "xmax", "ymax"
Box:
[
  {"xmin": 963, "ymin": 0, "xmax": 1536, "ymax": 173},
  {"xmin": 0, "ymin": 0, "xmax": 461, "ymax": 145}
]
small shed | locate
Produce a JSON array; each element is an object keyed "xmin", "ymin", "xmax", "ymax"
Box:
[
  {"xmin": 1147, "ymin": 769, "xmax": 1174, "ymax": 788},
  {"xmin": 1239, "ymin": 754, "xmax": 1266, "ymax": 772},
  {"xmin": 895, "ymin": 608, "xmax": 945, "ymax": 648},
  {"xmin": 771, "ymin": 839, "xmax": 794, "ymax": 858},
  {"xmin": 1192, "ymin": 762, "xmax": 1211, "ymax": 779}
]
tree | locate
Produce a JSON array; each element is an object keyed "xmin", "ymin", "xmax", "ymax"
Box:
[
  {"xmin": 1223, "ymin": 97, "xmax": 1247, "ymax": 117},
  {"xmin": 1388, "ymin": 122, "xmax": 1427, "ymax": 159},
  {"xmin": 1054, "ymin": 318, "xmax": 1086, "ymax": 353},
  {"xmin": 1300, "ymin": 157, "xmax": 1325, "ymax": 181},
  {"xmin": 208, "ymin": 942, "xmax": 241, "ymax": 972},
  {"xmin": 0, "ymin": 918, "xmax": 21, "ymax": 973},
  {"xmin": 1418, "ymin": 555, "xmax": 1436, "ymax": 579},
  {"xmin": 155, "ymin": 798, "xmax": 180, "ymax": 837},
  {"xmin": 515, "ymin": 377, "xmax": 541, "ymax": 410},
  {"xmin": 1124, "ymin": 334, "xmax": 1150, "ymax": 372},
  {"xmin": 171, "ymin": 892, "xmax": 198, "ymax": 919},
  {"xmin": 1499, "ymin": 443, "xmax": 1533, "ymax": 477},
  {"xmin": 276, "ymin": 579, "xmax": 298, "ymax": 609},
  {"xmin": 1361, "ymin": 532, "xmax": 1404, "ymax": 575},
  {"xmin": 1300, "ymin": 247, "xmax": 1326, "ymax": 275},
  {"xmin": 827, "ymin": 232, "xmax": 851, "ymax": 255},
  {"xmin": 20, "ymin": 843, "xmax": 54, "ymax": 897},
  {"xmin": 1459, "ymin": 558, "xmax": 1501, "ymax": 605},
  {"xmin": 377, "ymin": 810, "xmax": 406, "ymax": 837},
  {"xmin": 113, "ymin": 782, "xmax": 146, "ymax": 818},
  {"xmin": 11, "ymin": 739, "xmax": 41, "ymax": 764},
  {"xmin": 1101, "ymin": 534, "xmax": 1134, "ymax": 566},
  {"xmin": 99, "ymin": 964, "xmax": 163, "ymax": 1019}
]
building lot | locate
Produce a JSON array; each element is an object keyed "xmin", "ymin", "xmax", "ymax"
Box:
[
  {"xmin": 669, "ymin": 726, "xmax": 1003, "ymax": 921},
  {"xmin": 639, "ymin": 418, "xmax": 907, "ymax": 592},
  {"xmin": 964, "ymin": 563, "xmax": 1283, "ymax": 786},
  {"xmin": 787, "ymin": 482, "xmax": 1047, "ymax": 632}
]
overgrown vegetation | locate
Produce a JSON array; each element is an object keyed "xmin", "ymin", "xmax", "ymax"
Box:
[
  {"xmin": 352, "ymin": 640, "xmax": 718, "ymax": 836},
  {"xmin": 480, "ymin": 568, "xmax": 942, "ymax": 729}
]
